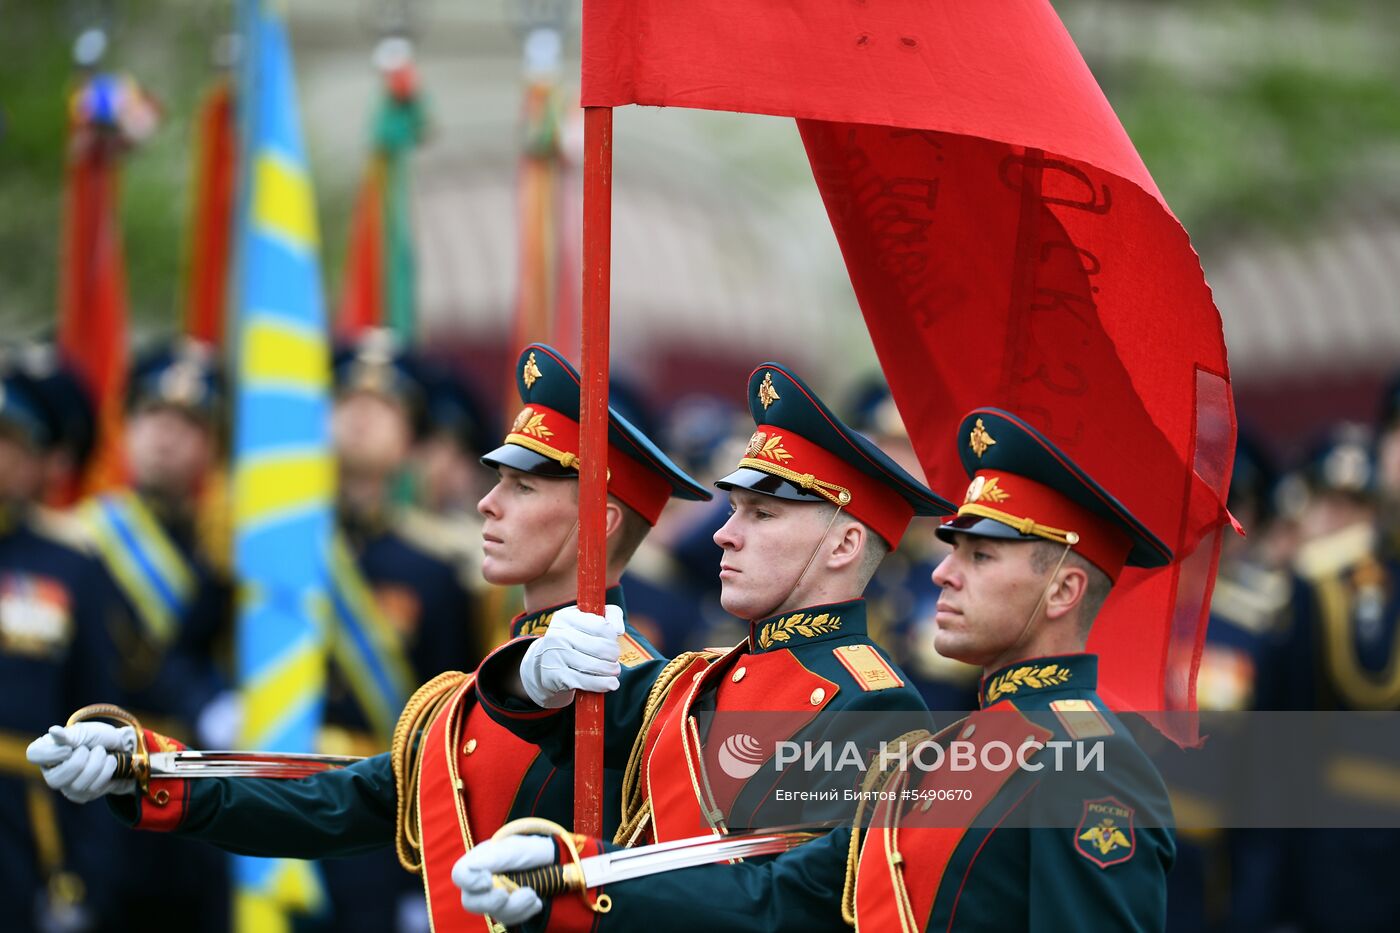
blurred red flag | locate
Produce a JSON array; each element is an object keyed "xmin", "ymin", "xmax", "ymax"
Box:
[
  {"xmin": 583, "ymin": 0, "xmax": 1235, "ymax": 740},
  {"xmin": 57, "ymin": 73, "xmax": 157, "ymax": 496},
  {"xmin": 184, "ymin": 77, "xmax": 237, "ymax": 347},
  {"xmin": 338, "ymin": 156, "xmax": 386, "ymax": 337}
]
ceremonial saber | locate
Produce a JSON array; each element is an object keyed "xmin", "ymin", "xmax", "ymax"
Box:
[
  {"xmin": 109, "ymin": 749, "xmax": 361, "ymax": 782},
  {"xmin": 494, "ymin": 827, "xmax": 819, "ymax": 905},
  {"xmin": 65, "ymin": 703, "xmax": 360, "ymax": 792}
]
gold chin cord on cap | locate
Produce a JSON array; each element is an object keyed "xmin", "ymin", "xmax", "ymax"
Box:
[
  {"xmin": 957, "ymin": 504, "xmax": 1078, "ymax": 547},
  {"xmin": 65, "ymin": 704, "xmax": 150, "ymax": 795},
  {"xmin": 1008, "ymin": 531, "xmax": 1080, "ymax": 657},
  {"xmin": 735, "ymin": 458, "xmax": 852, "ymax": 508},
  {"xmin": 489, "ymin": 817, "xmax": 611, "ymax": 914}
]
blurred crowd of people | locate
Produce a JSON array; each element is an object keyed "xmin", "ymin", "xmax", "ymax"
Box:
[{"xmin": 2, "ymin": 330, "xmax": 1397, "ymax": 931}]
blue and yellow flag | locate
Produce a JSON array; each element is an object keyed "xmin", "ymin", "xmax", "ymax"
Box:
[{"xmin": 231, "ymin": 2, "xmax": 333, "ymax": 928}]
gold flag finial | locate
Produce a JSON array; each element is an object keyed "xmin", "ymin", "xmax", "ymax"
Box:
[
  {"xmin": 758, "ymin": 371, "xmax": 780, "ymax": 410},
  {"xmin": 969, "ymin": 418, "xmax": 996, "ymax": 458}
]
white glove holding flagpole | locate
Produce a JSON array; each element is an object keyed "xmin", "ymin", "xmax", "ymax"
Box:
[
  {"xmin": 520, "ymin": 604, "xmax": 625, "ymax": 708},
  {"xmin": 26, "ymin": 723, "xmax": 137, "ymax": 803},
  {"xmin": 452, "ymin": 835, "xmax": 554, "ymax": 924}
]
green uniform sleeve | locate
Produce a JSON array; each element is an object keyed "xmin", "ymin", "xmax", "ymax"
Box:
[
  {"xmin": 1026, "ymin": 745, "xmax": 1176, "ymax": 933},
  {"xmin": 1027, "ymin": 824, "xmax": 1174, "ymax": 932},
  {"xmin": 109, "ymin": 753, "xmax": 397, "ymax": 859}
]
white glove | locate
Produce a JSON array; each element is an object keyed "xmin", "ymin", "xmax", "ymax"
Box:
[
  {"xmin": 196, "ymin": 691, "xmax": 244, "ymax": 749},
  {"xmin": 520, "ymin": 604, "xmax": 625, "ymax": 709},
  {"xmin": 26, "ymin": 723, "xmax": 137, "ymax": 803},
  {"xmin": 451, "ymin": 835, "xmax": 555, "ymax": 925}
]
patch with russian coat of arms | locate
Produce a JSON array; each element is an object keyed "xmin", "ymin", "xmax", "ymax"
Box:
[{"xmin": 1075, "ymin": 796, "xmax": 1136, "ymax": 868}]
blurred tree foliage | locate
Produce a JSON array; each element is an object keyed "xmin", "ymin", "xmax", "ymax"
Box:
[
  {"xmin": 1, "ymin": 0, "xmax": 1398, "ymax": 334},
  {"xmin": 1062, "ymin": 0, "xmax": 1400, "ymax": 247},
  {"xmin": 0, "ymin": 0, "xmax": 219, "ymax": 334}
]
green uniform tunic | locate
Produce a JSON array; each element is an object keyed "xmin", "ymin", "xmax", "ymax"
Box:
[{"xmin": 526, "ymin": 654, "xmax": 1173, "ymax": 933}]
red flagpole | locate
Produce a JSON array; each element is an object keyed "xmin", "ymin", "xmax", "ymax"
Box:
[{"xmin": 574, "ymin": 105, "xmax": 612, "ymax": 838}]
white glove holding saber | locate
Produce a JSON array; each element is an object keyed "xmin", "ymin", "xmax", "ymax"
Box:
[
  {"xmin": 26, "ymin": 723, "xmax": 137, "ymax": 803},
  {"xmin": 452, "ymin": 835, "xmax": 555, "ymax": 924},
  {"xmin": 520, "ymin": 604, "xmax": 625, "ymax": 708}
]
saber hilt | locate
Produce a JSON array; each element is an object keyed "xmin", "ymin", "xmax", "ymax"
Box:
[
  {"xmin": 489, "ymin": 817, "xmax": 611, "ymax": 914},
  {"xmin": 65, "ymin": 704, "xmax": 151, "ymax": 794},
  {"xmin": 498, "ymin": 862, "xmax": 583, "ymax": 900},
  {"xmin": 111, "ymin": 751, "xmax": 140, "ymax": 783}
]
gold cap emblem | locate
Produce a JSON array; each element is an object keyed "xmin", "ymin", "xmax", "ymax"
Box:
[
  {"xmin": 756, "ymin": 433, "xmax": 791, "ymax": 463},
  {"xmin": 969, "ymin": 418, "xmax": 996, "ymax": 458},
  {"xmin": 964, "ymin": 475, "xmax": 1008, "ymax": 504},
  {"xmin": 511, "ymin": 407, "xmax": 552, "ymax": 439},
  {"xmin": 745, "ymin": 430, "xmax": 767, "ymax": 458},
  {"xmin": 757, "ymin": 371, "xmax": 780, "ymax": 410},
  {"xmin": 522, "ymin": 351, "xmax": 543, "ymax": 390}
]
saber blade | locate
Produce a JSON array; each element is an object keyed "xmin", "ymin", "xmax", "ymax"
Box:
[
  {"xmin": 498, "ymin": 829, "xmax": 820, "ymax": 898},
  {"xmin": 591, "ymin": 831, "xmax": 815, "ymax": 885},
  {"xmin": 115, "ymin": 750, "xmax": 364, "ymax": 781}
]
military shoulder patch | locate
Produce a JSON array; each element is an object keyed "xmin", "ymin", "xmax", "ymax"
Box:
[
  {"xmin": 1075, "ymin": 797, "xmax": 1136, "ymax": 868},
  {"xmin": 833, "ymin": 644, "xmax": 905, "ymax": 691},
  {"xmin": 1049, "ymin": 699, "xmax": 1113, "ymax": 739},
  {"xmin": 617, "ymin": 633, "xmax": 656, "ymax": 669}
]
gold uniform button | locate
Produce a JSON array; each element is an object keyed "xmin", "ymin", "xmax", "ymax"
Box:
[
  {"xmin": 153, "ymin": 789, "xmax": 170, "ymax": 806},
  {"xmin": 732, "ymin": 667, "xmax": 747, "ymax": 683},
  {"xmin": 464, "ymin": 739, "xmax": 478, "ymax": 755},
  {"xmin": 810, "ymin": 688, "xmax": 826, "ymax": 706}
]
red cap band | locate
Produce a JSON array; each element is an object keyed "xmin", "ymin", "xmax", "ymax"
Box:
[
  {"xmin": 505, "ymin": 404, "xmax": 671, "ymax": 525},
  {"xmin": 737, "ymin": 427, "xmax": 916, "ymax": 547},
  {"xmin": 952, "ymin": 469, "xmax": 1133, "ymax": 580}
]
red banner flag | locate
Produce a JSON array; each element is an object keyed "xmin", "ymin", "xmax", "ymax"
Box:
[
  {"xmin": 184, "ymin": 77, "xmax": 237, "ymax": 346},
  {"xmin": 57, "ymin": 73, "xmax": 158, "ymax": 495},
  {"xmin": 511, "ymin": 78, "xmax": 581, "ymax": 361},
  {"xmin": 337, "ymin": 50, "xmax": 425, "ymax": 342},
  {"xmin": 338, "ymin": 156, "xmax": 387, "ymax": 337},
  {"xmin": 582, "ymin": 0, "xmax": 1234, "ymax": 737}
]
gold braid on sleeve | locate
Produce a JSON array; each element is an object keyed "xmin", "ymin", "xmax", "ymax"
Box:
[
  {"xmin": 613, "ymin": 650, "xmax": 721, "ymax": 846},
  {"xmin": 842, "ymin": 728, "xmax": 934, "ymax": 927},
  {"xmin": 392, "ymin": 670, "xmax": 471, "ymax": 873}
]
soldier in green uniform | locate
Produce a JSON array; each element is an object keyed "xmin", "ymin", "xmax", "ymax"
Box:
[
  {"xmin": 456, "ymin": 407, "xmax": 1176, "ymax": 933},
  {"xmin": 455, "ymin": 362, "xmax": 953, "ymax": 928},
  {"xmin": 26, "ymin": 343, "xmax": 710, "ymax": 933}
]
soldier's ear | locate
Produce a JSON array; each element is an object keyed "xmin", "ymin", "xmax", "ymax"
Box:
[
  {"xmin": 602, "ymin": 497, "xmax": 626, "ymax": 540},
  {"xmin": 1044, "ymin": 564, "xmax": 1089, "ymax": 621},
  {"xmin": 827, "ymin": 519, "xmax": 865, "ymax": 572}
]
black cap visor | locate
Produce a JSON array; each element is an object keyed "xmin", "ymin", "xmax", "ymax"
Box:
[
  {"xmin": 714, "ymin": 466, "xmax": 828, "ymax": 503},
  {"xmin": 935, "ymin": 513, "xmax": 1041, "ymax": 547},
  {"xmin": 480, "ymin": 442, "xmax": 578, "ymax": 478}
]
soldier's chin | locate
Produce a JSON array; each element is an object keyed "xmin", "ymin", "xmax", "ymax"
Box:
[
  {"xmin": 932, "ymin": 630, "xmax": 978, "ymax": 667},
  {"xmin": 480, "ymin": 557, "xmax": 524, "ymax": 586},
  {"xmin": 719, "ymin": 583, "xmax": 776, "ymax": 623}
]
